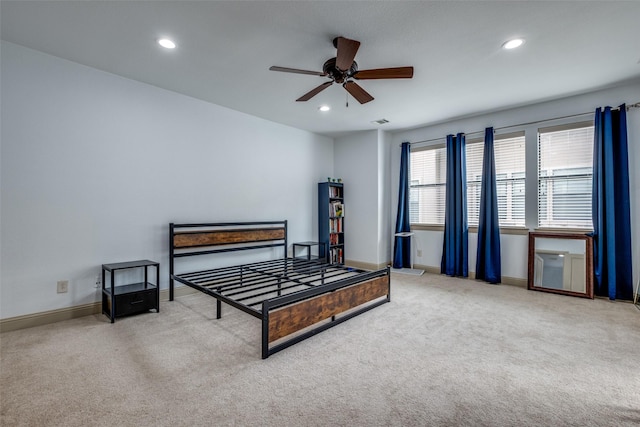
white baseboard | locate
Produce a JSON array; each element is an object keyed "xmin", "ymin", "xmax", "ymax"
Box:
[
  {"xmin": 0, "ymin": 285, "xmax": 197, "ymax": 333},
  {"xmin": 344, "ymin": 259, "xmax": 389, "ymax": 271},
  {"xmin": 347, "ymin": 260, "xmax": 527, "ymax": 288},
  {"xmin": 409, "ymin": 263, "xmax": 527, "ymax": 287},
  {"xmin": 1, "ymin": 269, "xmax": 528, "ymax": 333}
]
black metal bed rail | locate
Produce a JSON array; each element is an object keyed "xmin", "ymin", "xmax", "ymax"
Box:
[
  {"xmin": 172, "ymin": 221, "xmax": 288, "ymax": 228},
  {"xmin": 172, "ymin": 242, "xmax": 286, "ymax": 258},
  {"xmin": 171, "ymin": 274, "xmax": 263, "ymax": 319}
]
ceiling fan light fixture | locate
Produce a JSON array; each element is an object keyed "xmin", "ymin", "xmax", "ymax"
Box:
[
  {"xmin": 502, "ymin": 38, "xmax": 524, "ymax": 50},
  {"xmin": 158, "ymin": 38, "xmax": 176, "ymax": 49},
  {"xmin": 269, "ymin": 36, "xmax": 414, "ymax": 105},
  {"xmin": 318, "ymin": 105, "xmax": 331, "ymax": 112}
]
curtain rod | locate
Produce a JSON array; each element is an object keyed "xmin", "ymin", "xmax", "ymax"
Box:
[{"xmin": 404, "ymin": 102, "xmax": 640, "ymax": 146}]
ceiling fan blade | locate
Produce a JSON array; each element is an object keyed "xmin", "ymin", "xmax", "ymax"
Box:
[
  {"xmin": 353, "ymin": 67, "xmax": 414, "ymax": 80},
  {"xmin": 296, "ymin": 81, "xmax": 333, "ymax": 102},
  {"xmin": 269, "ymin": 66, "xmax": 326, "ymax": 76},
  {"xmin": 343, "ymin": 81, "xmax": 374, "ymax": 104},
  {"xmin": 335, "ymin": 37, "xmax": 361, "ymax": 71}
]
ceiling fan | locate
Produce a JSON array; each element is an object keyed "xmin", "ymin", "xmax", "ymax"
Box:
[{"xmin": 269, "ymin": 37, "xmax": 414, "ymax": 104}]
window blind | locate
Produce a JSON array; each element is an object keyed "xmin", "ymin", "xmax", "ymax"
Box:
[
  {"xmin": 466, "ymin": 132, "xmax": 526, "ymax": 227},
  {"xmin": 409, "ymin": 144, "xmax": 447, "ymax": 225},
  {"xmin": 538, "ymin": 122, "xmax": 594, "ymax": 229}
]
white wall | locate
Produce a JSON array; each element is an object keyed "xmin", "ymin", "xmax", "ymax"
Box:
[
  {"xmin": 390, "ymin": 79, "xmax": 640, "ymax": 285},
  {"xmin": 0, "ymin": 42, "xmax": 334, "ymax": 319},
  {"xmin": 378, "ymin": 130, "xmax": 392, "ymax": 265},
  {"xmin": 334, "ymin": 130, "xmax": 380, "ymax": 265},
  {"xmin": 332, "ymin": 129, "xmax": 391, "ymax": 267}
]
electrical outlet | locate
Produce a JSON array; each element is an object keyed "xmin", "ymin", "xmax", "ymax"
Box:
[
  {"xmin": 95, "ymin": 275, "xmax": 101, "ymax": 288},
  {"xmin": 57, "ymin": 280, "xmax": 69, "ymax": 293},
  {"xmin": 417, "ymin": 249, "xmax": 422, "ymax": 257}
]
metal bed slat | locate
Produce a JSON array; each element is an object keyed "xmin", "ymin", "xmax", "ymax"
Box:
[
  {"xmin": 218, "ymin": 278, "xmax": 286, "ymax": 298},
  {"xmin": 222, "ymin": 269, "xmax": 363, "ymax": 306},
  {"xmin": 190, "ymin": 270, "xmax": 266, "ymax": 287},
  {"xmin": 189, "ymin": 261, "xmax": 311, "ymax": 285},
  {"xmin": 180, "ymin": 258, "xmax": 294, "ymax": 281},
  {"xmin": 233, "ymin": 282, "xmax": 312, "ymax": 303},
  {"xmin": 177, "ymin": 258, "xmax": 312, "ymax": 282},
  {"xmin": 180, "ymin": 258, "xmax": 291, "ymax": 278},
  {"xmin": 215, "ymin": 266, "xmax": 356, "ymax": 297}
]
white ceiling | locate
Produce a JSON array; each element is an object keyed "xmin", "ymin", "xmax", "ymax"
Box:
[{"xmin": 2, "ymin": 1, "xmax": 640, "ymax": 138}]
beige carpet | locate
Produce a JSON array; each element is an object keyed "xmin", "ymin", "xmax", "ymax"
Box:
[{"xmin": 1, "ymin": 272, "xmax": 639, "ymax": 426}]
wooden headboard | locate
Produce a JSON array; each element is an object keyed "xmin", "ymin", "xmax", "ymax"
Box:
[{"xmin": 169, "ymin": 220, "xmax": 288, "ymax": 300}]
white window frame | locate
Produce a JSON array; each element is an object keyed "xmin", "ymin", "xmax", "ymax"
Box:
[
  {"xmin": 466, "ymin": 132, "xmax": 526, "ymax": 228},
  {"xmin": 537, "ymin": 121, "xmax": 594, "ymax": 230},
  {"xmin": 409, "ymin": 144, "xmax": 447, "ymax": 226}
]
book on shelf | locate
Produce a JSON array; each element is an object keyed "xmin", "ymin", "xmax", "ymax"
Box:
[
  {"xmin": 329, "ymin": 218, "xmax": 343, "ymax": 233},
  {"xmin": 329, "ymin": 186, "xmax": 343, "ymax": 199},
  {"xmin": 329, "ymin": 233, "xmax": 339, "ymax": 245},
  {"xmin": 329, "ymin": 247, "xmax": 344, "ymax": 264},
  {"xmin": 329, "ymin": 201, "xmax": 344, "ymax": 217}
]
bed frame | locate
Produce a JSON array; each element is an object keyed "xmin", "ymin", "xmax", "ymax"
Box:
[{"xmin": 169, "ymin": 220, "xmax": 390, "ymax": 358}]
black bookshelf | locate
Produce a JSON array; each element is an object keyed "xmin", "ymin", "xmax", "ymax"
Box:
[{"xmin": 318, "ymin": 182, "xmax": 345, "ymax": 264}]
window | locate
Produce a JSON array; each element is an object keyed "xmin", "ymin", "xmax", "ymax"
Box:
[
  {"xmin": 466, "ymin": 132, "xmax": 526, "ymax": 227},
  {"xmin": 538, "ymin": 122, "xmax": 594, "ymax": 229},
  {"xmin": 409, "ymin": 145, "xmax": 446, "ymax": 225}
]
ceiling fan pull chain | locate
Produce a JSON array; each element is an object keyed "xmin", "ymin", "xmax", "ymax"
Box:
[{"xmin": 346, "ymin": 92, "xmax": 349, "ymax": 108}]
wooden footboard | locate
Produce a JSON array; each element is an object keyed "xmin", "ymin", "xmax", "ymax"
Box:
[
  {"xmin": 268, "ymin": 276, "xmax": 389, "ymax": 341},
  {"xmin": 262, "ymin": 269, "xmax": 390, "ymax": 358}
]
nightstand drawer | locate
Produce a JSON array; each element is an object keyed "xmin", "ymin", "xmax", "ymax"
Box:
[{"xmin": 114, "ymin": 289, "xmax": 157, "ymax": 317}]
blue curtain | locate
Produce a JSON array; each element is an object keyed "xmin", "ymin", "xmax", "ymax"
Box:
[
  {"xmin": 475, "ymin": 128, "xmax": 501, "ymax": 283},
  {"xmin": 592, "ymin": 105, "xmax": 633, "ymax": 300},
  {"xmin": 441, "ymin": 133, "xmax": 468, "ymax": 277},
  {"xmin": 393, "ymin": 142, "xmax": 411, "ymax": 268}
]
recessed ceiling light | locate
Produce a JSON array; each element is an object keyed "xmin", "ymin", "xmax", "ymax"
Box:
[
  {"xmin": 502, "ymin": 38, "xmax": 524, "ymax": 50},
  {"xmin": 158, "ymin": 38, "xmax": 176, "ymax": 49},
  {"xmin": 318, "ymin": 105, "xmax": 330, "ymax": 112}
]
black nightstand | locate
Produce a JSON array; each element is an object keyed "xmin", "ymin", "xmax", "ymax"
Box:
[
  {"xmin": 292, "ymin": 241, "xmax": 328, "ymax": 262},
  {"xmin": 102, "ymin": 260, "xmax": 159, "ymax": 323}
]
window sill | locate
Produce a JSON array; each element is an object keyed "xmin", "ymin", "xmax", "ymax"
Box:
[
  {"xmin": 409, "ymin": 225, "xmax": 530, "ymax": 235},
  {"xmin": 410, "ymin": 224, "xmax": 444, "ymax": 232},
  {"xmin": 496, "ymin": 227, "xmax": 529, "ymax": 235},
  {"xmin": 534, "ymin": 227, "xmax": 593, "ymax": 234}
]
